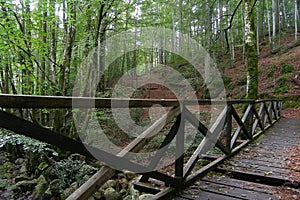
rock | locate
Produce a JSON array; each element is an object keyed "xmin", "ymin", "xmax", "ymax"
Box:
[
  {"xmin": 44, "ymin": 187, "xmax": 52, "ymax": 196},
  {"xmin": 293, "ymin": 166, "xmax": 300, "ymax": 172},
  {"xmin": 14, "ymin": 174, "xmax": 31, "ymax": 182},
  {"xmin": 123, "ymin": 196, "xmax": 131, "ymax": 200},
  {"xmin": 15, "ymin": 158, "xmax": 25, "ymax": 165},
  {"xmin": 120, "ymin": 188, "xmax": 128, "ymax": 196},
  {"xmin": 102, "ymin": 179, "xmax": 117, "ymax": 190},
  {"xmin": 33, "ymin": 175, "xmax": 48, "ymax": 199},
  {"xmin": 49, "ymin": 179, "xmax": 63, "ymax": 192},
  {"xmin": 79, "ymin": 164, "xmax": 97, "ymax": 176},
  {"xmin": 0, "ymin": 179, "xmax": 9, "ymax": 189},
  {"xmin": 139, "ymin": 194, "xmax": 154, "ymax": 200},
  {"xmin": 15, "ymin": 180, "xmax": 37, "ymax": 192},
  {"xmin": 93, "ymin": 191, "xmax": 104, "ymax": 199},
  {"xmin": 20, "ymin": 165, "xmax": 27, "ymax": 174},
  {"xmin": 128, "ymin": 185, "xmax": 139, "ymax": 200},
  {"xmin": 104, "ymin": 187, "xmax": 122, "ymax": 200},
  {"xmin": 37, "ymin": 162, "xmax": 49, "ymax": 171},
  {"xmin": 70, "ymin": 181, "xmax": 79, "ymax": 189},
  {"xmin": 119, "ymin": 178, "xmax": 129, "ymax": 189},
  {"xmin": 2, "ymin": 162, "xmax": 13, "ymax": 169},
  {"xmin": 124, "ymin": 170, "xmax": 135, "ymax": 180},
  {"xmin": 61, "ymin": 182, "xmax": 78, "ymax": 200},
  {"xmin": 117, "ymin": 173, "xmax": 125, "ymax": 179}
]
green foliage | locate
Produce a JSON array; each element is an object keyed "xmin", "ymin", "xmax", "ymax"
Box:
[
  {"xmin": 281, "ymin": 64, "xmax": 294, "ymax": 74},
  {"xmin": 0, "ymin": 130, "xmax": 58, "ymax": 156},
  {"xmin": 274, "ymin": 85, "xmax": 290, "ymax": 94},
  {"xmin": 51, "ymin": 154, "xmax": 97, "ymax": 189},
  {"xmin": 267, "ymin": 69, "xmax": 275, "ymax": 78}
]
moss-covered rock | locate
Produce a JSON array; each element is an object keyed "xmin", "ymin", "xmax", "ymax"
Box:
[
  {"xmin": 32, "ymin": 175, "xmax": 48, "ymax": 199},
  {"xmin": 104, "ymin": 187, "xmax": 122, "ymax": 200},
  {"xmin": 15, "ymin": 180, "xmax": 37, "ymax": 192}
]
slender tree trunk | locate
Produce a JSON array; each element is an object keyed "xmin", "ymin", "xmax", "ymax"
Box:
[
  {"xmin": 267, "ymin": 1, "xmax": 272, "ymax": 45},
  {"xmin": 244, "ymin": 0, "xmax": 258, "ymax": 100},
  {"xmin": 295, "ymin": 0, "xmax": 298, "ymax": 40},
  {"xmin": 272, "ymin": 0, "xmax": 279, "ymax": 47},
  {"xmin": 257, "ymin": 6, "xmax": 260, "ymax": 55},
  {"xmin": 50, "ymin": 0, "xmax": 57, "ymax": 85}
]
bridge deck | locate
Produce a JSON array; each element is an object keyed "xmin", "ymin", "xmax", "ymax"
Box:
[{"xmin": 176, "ymin": 118, "xmax": 300, "ymax": 199}]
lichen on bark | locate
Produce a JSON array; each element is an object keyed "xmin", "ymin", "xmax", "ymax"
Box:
[{"xmin": 244, "ymin": 0, "xmax": 258, "ymax": 100}]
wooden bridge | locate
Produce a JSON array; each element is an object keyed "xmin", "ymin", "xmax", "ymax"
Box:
[{"xmin": 0, "ymin": 95, "xmax": 295, "ymax": 199}]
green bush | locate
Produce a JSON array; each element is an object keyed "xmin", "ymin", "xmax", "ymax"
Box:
[
  {"xmin": 274, "ymin": 85, "xmax": 290, "ymax": 94},
  {"xmin": 267, "ymin": 69, "xmax": 275, "ymax": 77},
  {"xmin": 281, "ymin": 64, "xmax": 294, "ymax": 74}
]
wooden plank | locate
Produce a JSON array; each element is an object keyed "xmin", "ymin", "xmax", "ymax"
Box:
[
  {"xmin": 183, "ymin": 106, "xmax": 228, "ymax": 178},
  {"xmin": 133, "ymin": 181, "xmax": 161, "ymax": 194},
  {"xmin": 178, "ymin": 190, "xmax": 242, "ymax": 200},
  {"xmin": 175, "ymin": 114, "xmax": 185, "ymax": 180},
  {"xmin": 68, "ymin": 107, "xmax": 181, "ymax": 200},
  {"xmin": 271, "ymin": 101, "xmax": 278, "ymax": 120},
  {"xmin": 119, "ymin": 107, "xmax": 180, "ymax": 157},
  {"xmin": 0, "ymin": 95, "xmax": 180, "ymax": 108},
  {"xmin": 188, "ymin": 179, "xmax": 278, "ymax": 200},
  {"xmin": 0, "ymin": 94, "xmax": 261, "ymax": 109},
  {"xmin": 183, "ymin": 106, "xmax": 228, "ymax": 155},
  {"xmin": 140, "ymin": 114, "xmax": 181, "ymax": 182},
  {"xmin": 226, "ymin": 105, "xmax": 232, "ymax": 153},
  {"xmin": 230, "ymin": 105, "xmax": 251, "ymax": 148},
  {"xmin": 151, "ymin": 188, "xmax": 175, "ymax": 200},
  {"xmin": 226, "ymin": 162, "xmax": 290, "ymax": 176},
  {"xmin": 264, "ymin": 103, "xmax": 273, "ymax": 124},
  {"xmin": 251, "ymin": 105, "xmax": 264, "ymax": 133},
  {"xmin": 201, "ymin": 175, "xmax": 276, "ymax": 194},
  {"xmin": 0, "ymin": 110, "xmax": 94, "ymax": 158},
  {"xmin": 215, "ymin": 167, "xmax": 297, "ymax": 187},
  {"xmin": 184, "ymin": 156, "xmax": 226, "ymax": 186}
]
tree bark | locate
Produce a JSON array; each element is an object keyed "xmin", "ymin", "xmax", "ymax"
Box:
[{"xmin": 244, "ymin": 0, "xmax": 258, "ymax": 100}]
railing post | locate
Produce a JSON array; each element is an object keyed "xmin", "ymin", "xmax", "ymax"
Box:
[
  {"xmin": 226, "ymin": 104, "xmax": 232, "ymax": 154},
  {"xmin": 271, "ymin": 100, "xmax": 277, "ymax": 120},
  {"xmin": 248, "ymin": 102, "xmax": 254, "ymax": 139},
  {"xmin": 175, "ymin": 108, "xmax": 185, "ymax": 184}
]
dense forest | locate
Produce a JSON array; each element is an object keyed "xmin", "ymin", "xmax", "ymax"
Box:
[
  {"xmin": 0, "ymin": 0, "xmax": 300, "ymax": 199},
  {"xmin": 1, "ymin": 0, "xmax": 299, "ymax": 130},
  {"xmin": 0, "ymin": 0, "xmax": 299, "ymax": 96}
]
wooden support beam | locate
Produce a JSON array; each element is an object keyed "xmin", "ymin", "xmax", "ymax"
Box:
[
  {"xmin": 183, "ymin": 106, "xmax": 228, "ymax": 178},
  {"xmin": 252, "ymin": 105, "xmax": 265, "ymax": 133},
  {"xmin": 0, "ymin": 94, "xmax": 257, "ymax": 109},
  {"xmin": 140, "ymin": 114, "xmax": 181, "ymax": 182},
  {"xmin": 183, "ymin": 106, "xmax": 228, "ymax": 155},
  {"xmin": 67, "ymin": 107, "xmax": 181, "ymax": 200},
  {"xmin": 0, "ymin": 110, "xmax": 94, "ymax": 158},
  {"xmin": 230, "ymin": 105, "xmax": 252, "ymax": 148}
]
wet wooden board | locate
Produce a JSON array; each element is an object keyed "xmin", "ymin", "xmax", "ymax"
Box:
[
  {"xmin": 177, "ymin": 119, "xmax": 300, "ymax": 200},
  {"xmin": 235, "ymin": 158, "xmax": 284, "ymax": 168},
  {"xmin": 224, "ymin": 119, "xmax": 300, "ymax": 177},
  {"xmin": 225, "ymin": 161, "xmax": 290, "ymax": 176},
  {"xmin": 176, "ymin": 175, "xmax": 279, "ymax": 200}
]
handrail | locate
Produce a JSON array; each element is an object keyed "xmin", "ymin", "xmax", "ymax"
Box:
[
  {"xmin": 0, "ymin": 95, "xmax": 283, "ymax": 199},
  {"xmin": 0, "ymin": 94, "xmax": 282, "ymax": 108}
]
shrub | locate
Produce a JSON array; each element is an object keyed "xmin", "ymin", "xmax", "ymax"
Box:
[{"xmin": 282, "ymin": 64, "xmax": 294, "ymax": 74}]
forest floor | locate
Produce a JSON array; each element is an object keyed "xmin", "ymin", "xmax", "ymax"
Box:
[{"xmin": 226, "ymin": 32, "xmax": 300, "ymax": 99}]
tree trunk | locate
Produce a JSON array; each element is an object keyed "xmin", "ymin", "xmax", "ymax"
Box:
[
  {"xmin": 272, "ymin": 0, "xmax": 279, "ymax": 47},
  {"xmin": 295, "ymin": 0, "xmax": 298, "ymax": 40},
  {"xmin": 267, "ymin": 1, "xmax": 272, "ymax": 45},
  {"xmin": 244, "ymin": 0, "xmax": 258, "ymax": 100}
]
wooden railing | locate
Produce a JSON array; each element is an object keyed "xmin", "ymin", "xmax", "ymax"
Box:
[{"xmin": 0, "ymin": 95, "xmax": 283, "ymax": 199}]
